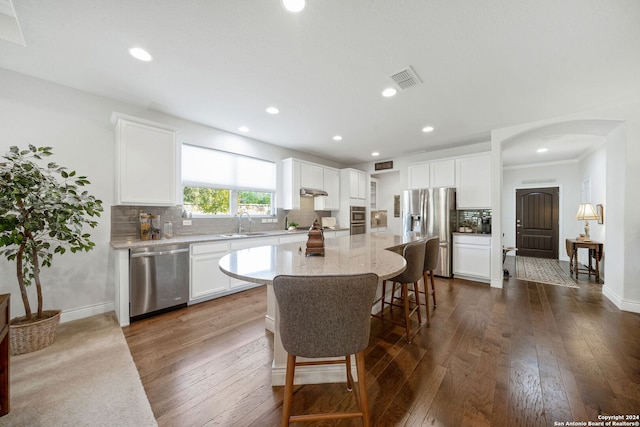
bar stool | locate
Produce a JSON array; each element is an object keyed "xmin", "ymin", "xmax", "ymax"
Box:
[
  {"xmin": 372, "ymin": 239, "xmax": 426, "ymax": 343},
  {"xmin": 273, "ymin": 273, "xmax": 379, "ymax": 427},
  {"xmin": 420, "ymin": 236, "xmax": 440, "ymax": 326}
]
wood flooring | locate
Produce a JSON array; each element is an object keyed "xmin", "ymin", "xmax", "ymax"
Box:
[{"xmin": 123, "ymin": 258, "xmax": 640, "ymax": 426}]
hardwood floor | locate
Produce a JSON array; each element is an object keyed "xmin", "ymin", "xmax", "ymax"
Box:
[{"xmin": 123, "ymin": 259, "xmax": 640, "ymax": 426}]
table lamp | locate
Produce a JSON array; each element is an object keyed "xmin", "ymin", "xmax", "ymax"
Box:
[{"xmin": 576, "ymin": 203, "xmax": 599, "ymax": 241}]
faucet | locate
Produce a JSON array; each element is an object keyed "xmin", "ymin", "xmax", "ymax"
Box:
[{"xmin": 238, "ymin": 211, "xmax": 252, "ymax": 234}]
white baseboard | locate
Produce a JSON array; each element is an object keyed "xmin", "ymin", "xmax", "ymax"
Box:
[
  {"xmin": 621, "ymin": 298, "xmax": 640, "ymax": 314},
  {"xmin": 602, "ymin": 285, "xmax": 640, "ymax": 314},
  {"xmin": 264, "ymin": 314, "xmax": 275, "ymax": 333},
  {"xmin": 60, "ymin": 302, "xmax": 115, "ymax": 323}
]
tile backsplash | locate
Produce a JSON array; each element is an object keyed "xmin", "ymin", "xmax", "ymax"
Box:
[{"xmin": 110, "ymin": 198, "xmax": 334, "ymax": 241}]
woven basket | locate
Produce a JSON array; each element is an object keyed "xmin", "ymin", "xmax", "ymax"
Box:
[{"xmin": 10, "ymin": 309, "xmax": 62, "ymax": 356}]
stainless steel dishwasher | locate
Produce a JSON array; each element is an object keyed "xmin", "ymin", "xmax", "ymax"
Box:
[{"xmin": 129, "ymin": 244, "xmax": 189, "ymax": 322}]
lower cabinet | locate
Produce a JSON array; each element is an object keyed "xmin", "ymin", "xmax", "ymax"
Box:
[
  {"xmin": 453, "ymin": 234, "xmax": 492, "ymax": 283},
  {"xmin": 323, "ymin": 229, "xmax": 350, "ymax": 239},
  {"xmin": 190, "ymin": 242, "xmax": 231, "ymax": 300}
]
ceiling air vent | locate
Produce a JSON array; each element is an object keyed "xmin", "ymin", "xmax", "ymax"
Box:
[
  {"xmin": 389, "ymin": 66, "xmax": 422, "ymax": 90},
  {"xmin": 375, "ymin": 161, "xmax": 394, "ymax": 171}
]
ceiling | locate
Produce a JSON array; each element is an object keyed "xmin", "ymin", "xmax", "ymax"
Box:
[{"xmin": 1, "ymin": 0, "xmax": 639, "ymax": 166}]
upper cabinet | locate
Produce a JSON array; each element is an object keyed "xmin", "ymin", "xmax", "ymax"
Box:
[
  {"xmin": 429, "ymin": 159, "xmax": 456, "ymax": 187},
  {"xmin": 408, "ymin": 163, "xmax": 430, "ymax": 189},
  {"xmin": 314, "ymin": 167, "xmax": 340, "ymax": 211},
  {"xmin": 300, "ymin": 162, "xmax": 324, "ymax": 190},
  {"xmin": 281, "ymin": 158, "xmax": 340, "ymax": 210},
  {"xmin": 343, "ymin": 169, "xmax": 367, "ymax": 200},
  {"xmin": 111, "ymin": 113, "xmax": 180, "ymax": 206},
  {"xmin": 408, "ymin": 154, "xmax": 491, "ymax": 209},
  {"xmin": 456, "ymin": 154, "xmax": 491, "ymax": 209},
  {"xmin": 280, "ymin": 158, "xmax": 301, "ymax": 210},
  {"xmin": 408, "ymin": 159, "xmax": 456, "ymax": 189}
]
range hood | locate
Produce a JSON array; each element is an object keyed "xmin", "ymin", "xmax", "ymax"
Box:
[{"xmin": 300, "ymin": 188, "xmax": 328, "ymax": 197}]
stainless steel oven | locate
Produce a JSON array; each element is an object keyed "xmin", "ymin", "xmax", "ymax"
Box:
[{"xmin": 350, "ymin": 206, "xmax": 366, "ymax": 235}]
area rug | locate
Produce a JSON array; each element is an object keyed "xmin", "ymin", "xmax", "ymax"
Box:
[
  {"xmin": 1, "ymin": 312, "xmax": 157, "ymax": 427},
  {"xmin": 516, "ymin": 256, "xmax": 579, "ymax": 288}
]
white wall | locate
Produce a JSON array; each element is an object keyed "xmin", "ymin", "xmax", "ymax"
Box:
[
  {"xmin": 0, "ymin": 69, "xmax": 122, "ymax": 321},
  {"xmin": 578, "ymin": 143, "xmax": 607, "ymax": 245}
]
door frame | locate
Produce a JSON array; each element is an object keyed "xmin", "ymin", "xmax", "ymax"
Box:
[{"xmin": 513, "ymin": 183, "xmax": 566, "ymax": 261}]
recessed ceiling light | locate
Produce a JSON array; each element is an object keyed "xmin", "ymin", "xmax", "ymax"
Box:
[
  {"xmin": 266, "ymin": 106, "xmax": 279, "ymax": 115},
  {"xmin": 281, "ymin": 0, "xmax": 305, "ymax": 13},
  {"xmin": 332, "ymin": 135, "xmax": 342, "ymax": 141},
  {"xmin": 129, "ymin": 47, "xmax": 153, "ymax": 62},
  {"xmin": 422, "ymin": 126, "xmax": 434, "ymax": 133},
  {"xmin": 382, "ymin": 88, "xmax": 397, "ymax": 97},
  {"xmin": 371, "ymin": 152, "xmax": 380, "ymax": 157},
  {"xmin": 238, "ymin": 126, "xmax": 250, "ymax": 132},
  {"xmin": 537, "ymin": 148, "xmax": 548, "ymax": 153}
]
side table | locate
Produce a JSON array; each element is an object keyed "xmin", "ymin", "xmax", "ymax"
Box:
[{"xmin": 565, "ymin": 239, "xmax": 603, "ymax": 282}]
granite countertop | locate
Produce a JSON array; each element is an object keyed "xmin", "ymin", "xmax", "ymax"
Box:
[
  {"xmin": 219, "ymin": 233, "xmax": 408, "ymax": 285},
  {"xmin": 110, "ymin": 228, "xmax": 350, "ymax": 250}
]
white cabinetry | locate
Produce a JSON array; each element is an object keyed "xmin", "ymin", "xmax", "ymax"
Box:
[
  {"xmin": 280, "ymin": 158, "xmax": 301, "ymax": 210},
  {"xmin": 453, "ymin": 234, "xmax": 491, "ymax": 283},
  {"xmin": 456, "ymin": 155, "xmax": 491, "ymax": 209},
  {"xmin": 300, "ymin": 163, "xmax": 324, "ymax": 189},
  {"xmin": 281, "ymin": 158, "xmax": 340, "ymax": 210},
  {"xmin": 314, "ymin": 167, "xmax": 340, "ymax": 211},
  {"xmin": 279, "ymin": 233, "xmax": 308, "ymax": 244},
  {"xmin": 408, "ymin": 163, "xmax": 430, "ymax": 189},
  {"xmin": 352, "ymin": 170, "xmax": 367, "ymax": 200},
  {"xmin": 340, "ymin": 168, "xmax": 367, "ymax": 202},
  {"xmin": 190, "ymin": 242, "xmax": 230, "ymax": 301},
  {"xmin": 323, "ymin": 229, "xmax": 350, "ymax": 239},
  {"xmin": 370, "ymin": 178, "xmax": 378, "ymax": 210},
  {"xmin": 111, "ymin": 113, "xmax": 179, "ymax": 206},
  {"xmin": 409, "ymin": 159, "xmax": 456, "ymax": 189},
  {"xmin": 430, "ymin": 159, "xmax": 456, "ymax": 187}
]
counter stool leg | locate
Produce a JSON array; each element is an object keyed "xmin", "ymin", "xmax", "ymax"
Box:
[
  {"xmin": 403, "ymin": 284, "xmax": 412, "ymax": 343},
  {"xmin": 282, "ymin": 354, "xmax": 296, "ymax": 427}
]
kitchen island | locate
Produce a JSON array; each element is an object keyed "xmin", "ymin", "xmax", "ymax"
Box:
[{"xmin": 219, "ymin": 232, "xmax": 413, "ymax": 385}]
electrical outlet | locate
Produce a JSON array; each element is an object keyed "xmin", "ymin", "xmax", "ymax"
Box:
[{"xmin": 182, "ymin": 220, "xmax": 192, "ymax": 226}]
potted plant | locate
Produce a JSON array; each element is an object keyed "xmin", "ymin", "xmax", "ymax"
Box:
[
  {"xmin": 0, "ymin": 145, "xmax": 103, "ymax": 355},
  {"xmin": 287, "ymin": 221, "xmax": 299, "ymax": 231}
]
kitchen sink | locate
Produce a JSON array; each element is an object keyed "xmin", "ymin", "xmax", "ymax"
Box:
[{"xmin": 218, "ymin": 232, "xmax": 268, "ymax": 238}]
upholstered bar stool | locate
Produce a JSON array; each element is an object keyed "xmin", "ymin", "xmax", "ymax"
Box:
[
  {"xmin": 420, "ymin": 236, "xmax": 440, "ymax": 326},
  {"xmin": 273, "ymin": 273, "xmax": 379, "ymax": 427},
  {"xmin": 372, "ymin": 239, "xmax": 426, "ymax": 343}
]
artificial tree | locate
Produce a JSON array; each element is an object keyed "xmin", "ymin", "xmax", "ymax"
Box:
[{"xmin": 0, "ymin": 145, "xmax": 103, "ymax": 325}]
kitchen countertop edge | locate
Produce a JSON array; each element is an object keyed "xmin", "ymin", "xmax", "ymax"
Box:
[{"xmin": 110, "ymin": 228, "xmax": 350, "ymax": 250}]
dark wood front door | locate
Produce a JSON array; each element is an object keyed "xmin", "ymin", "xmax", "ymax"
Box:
[{"xmin": 515, "ymin": 187, "xmax": 559, "ymax": 259}]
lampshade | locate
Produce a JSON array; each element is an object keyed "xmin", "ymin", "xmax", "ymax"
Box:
[{"xmin": 576, "ymin": 203, "xmax": 599, "ymax": 221}]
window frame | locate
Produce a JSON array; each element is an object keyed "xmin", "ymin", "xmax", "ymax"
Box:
[{"xmin": 181, "ymin": 145, "xmax": 277, "ymax": 218}]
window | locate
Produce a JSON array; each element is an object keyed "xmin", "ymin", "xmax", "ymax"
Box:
[{"xmin": 182, "ymin": 145, "xmax": 276, "ymax": 216}]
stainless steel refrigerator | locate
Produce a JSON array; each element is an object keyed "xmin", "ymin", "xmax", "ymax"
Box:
[{"xmin": 403, "ymin": 187, "xmax": 456, "ymax": 277}]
